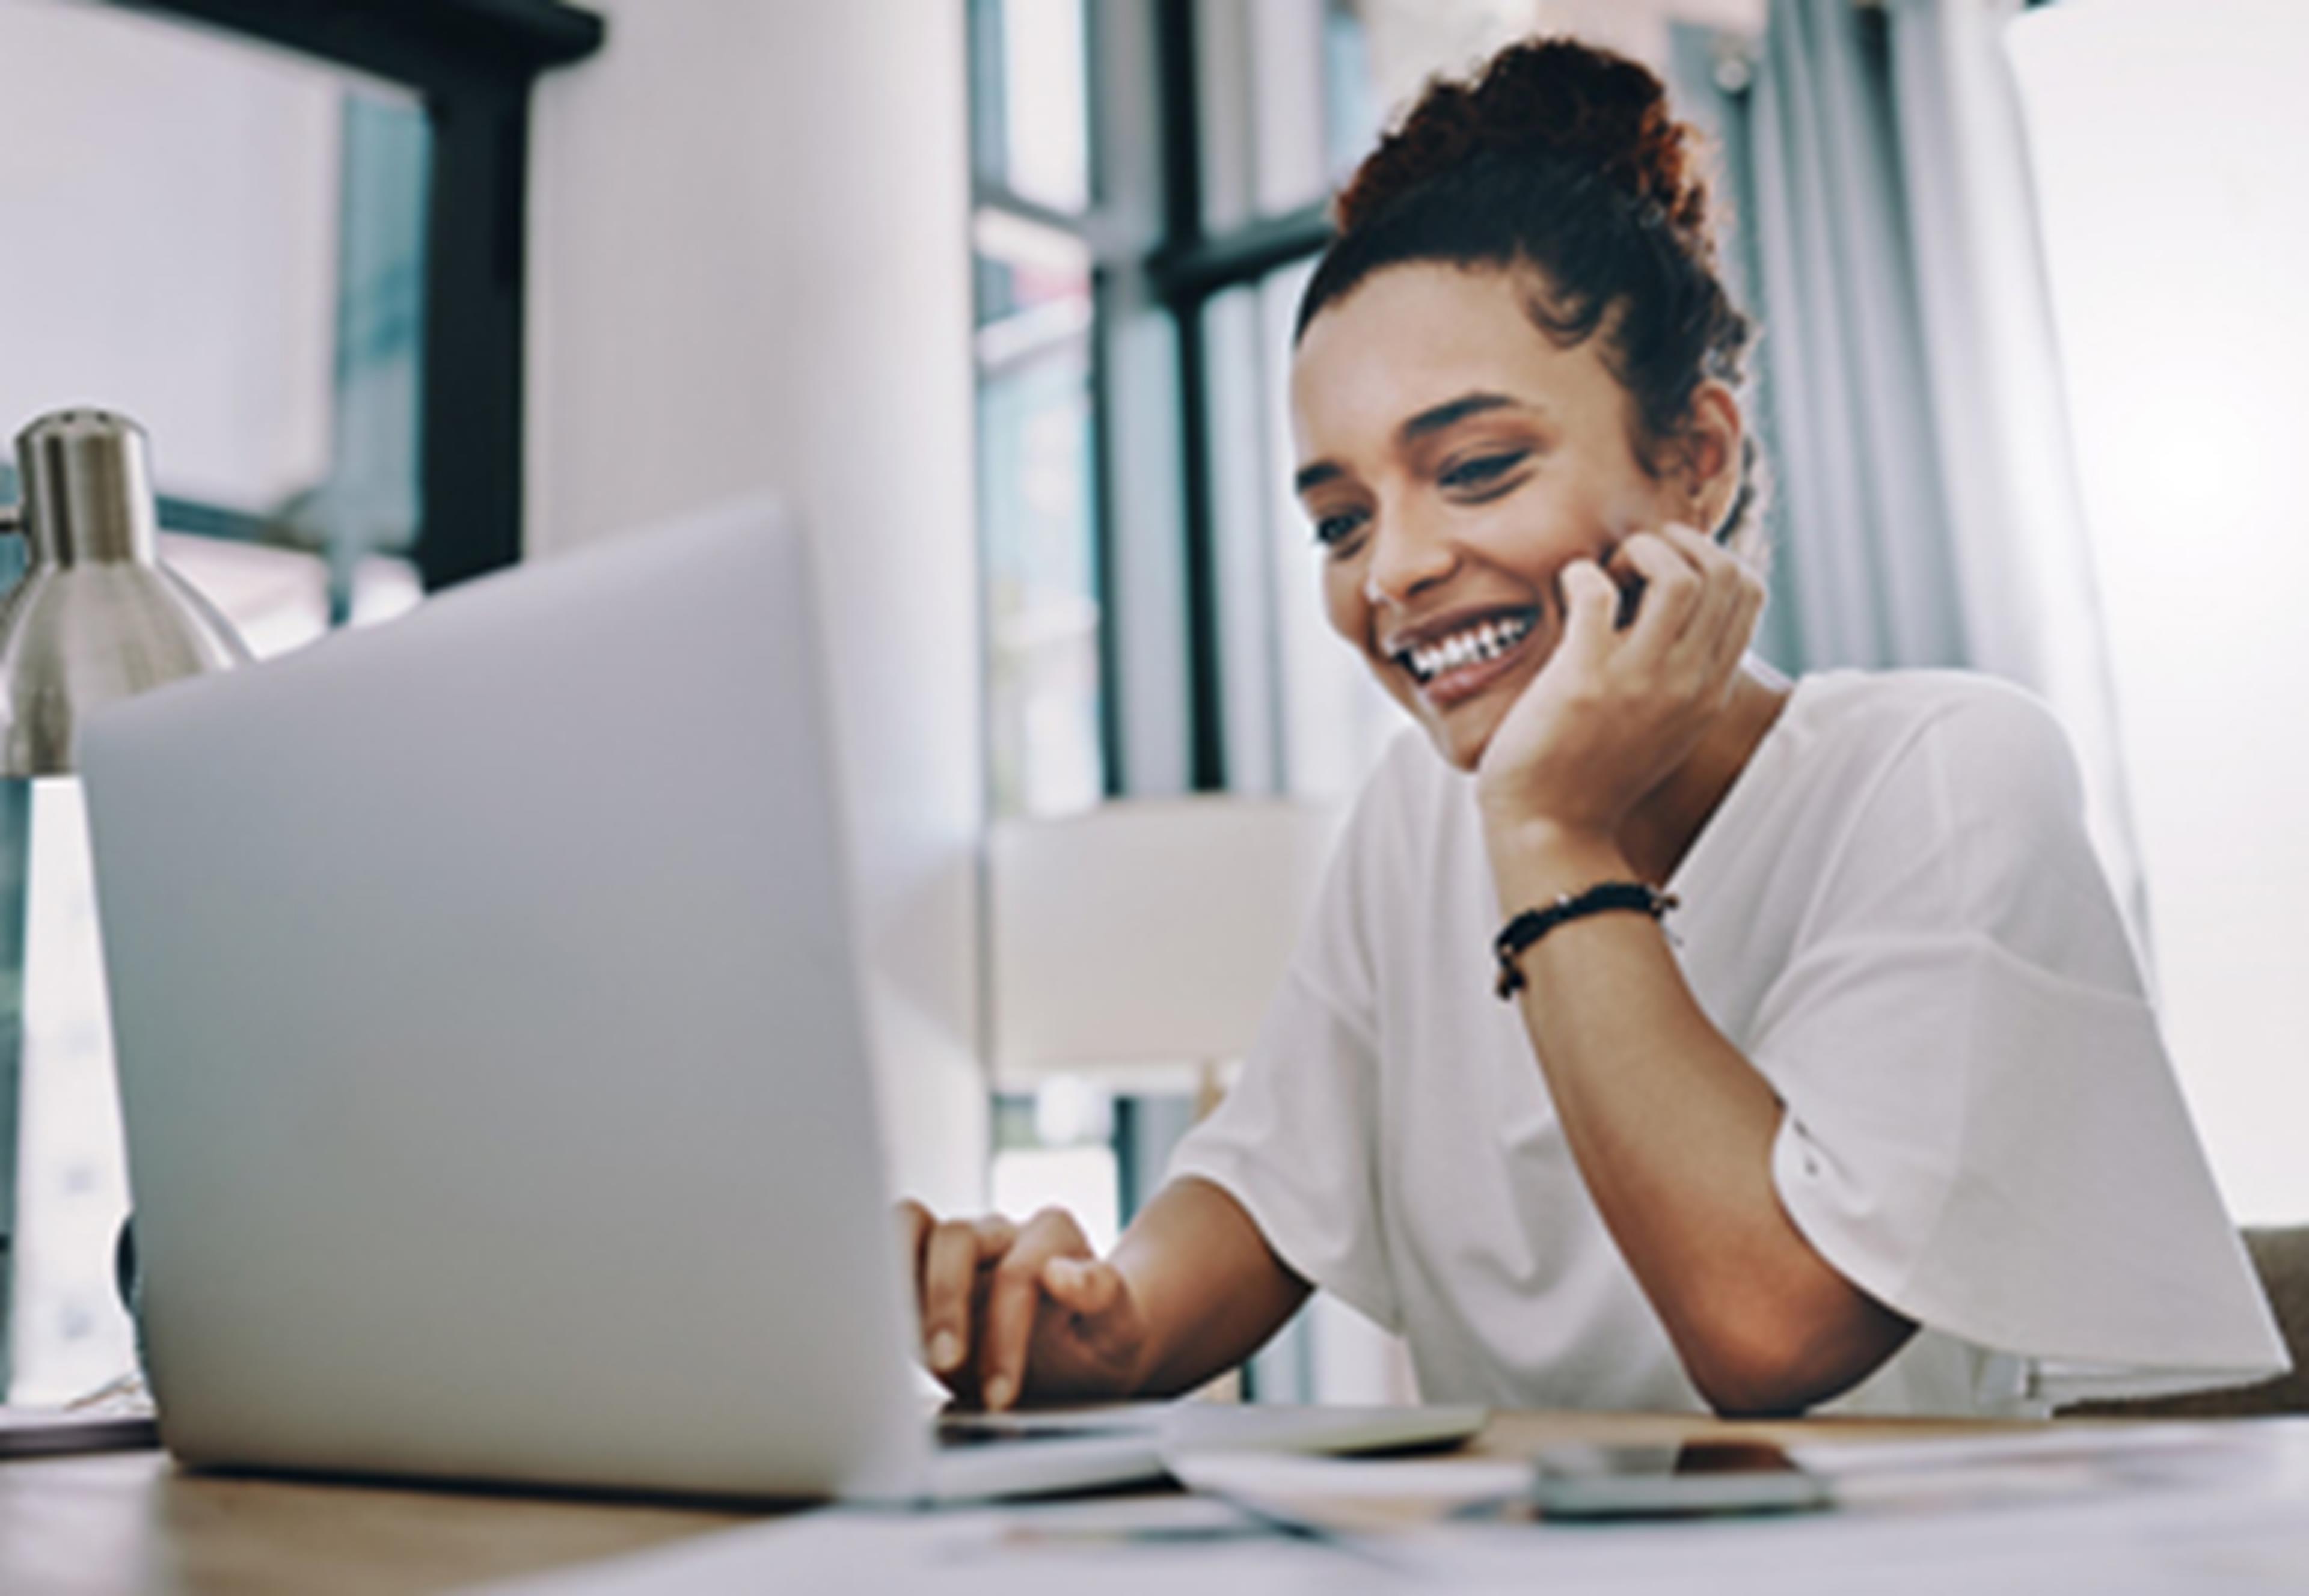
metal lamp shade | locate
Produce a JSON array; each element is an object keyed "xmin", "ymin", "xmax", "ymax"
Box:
[{"xmin": 0, "ymin": 411, "xmax": 250, "ymax": 775}]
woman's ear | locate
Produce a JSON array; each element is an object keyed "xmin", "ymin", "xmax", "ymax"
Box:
[{"xmin": 1675, "ymin": 380, "xmax": 1744, "ymax": 536}]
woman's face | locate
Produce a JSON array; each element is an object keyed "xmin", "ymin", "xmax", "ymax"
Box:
[{"xmin": 1290, "ymin": 262, "xmax": 1700, "ymax": 772}]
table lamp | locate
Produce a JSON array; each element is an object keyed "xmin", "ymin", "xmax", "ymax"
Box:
[
  {"xmin": 0, "ymin": 410, "xmax": 251, "ymax": 772},
  {"xmin": 0, "ymin": 409, "xmax": 250, "ymax": 1400},
  {"xmin": 987, "ymin": 796, "xmax": 1340, "ymax": 1100}
]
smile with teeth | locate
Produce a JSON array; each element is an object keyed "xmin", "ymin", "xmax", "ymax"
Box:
[{"xmin": 1398, "ymin": 611, "xmax": 1536, "ymax": 685}]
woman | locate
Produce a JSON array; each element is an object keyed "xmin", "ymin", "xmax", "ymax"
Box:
[{"xmin": 901, "ymin": 37, "xmax": 2284, "ymax": 1417}]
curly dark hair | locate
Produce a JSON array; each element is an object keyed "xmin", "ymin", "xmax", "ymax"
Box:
[{"xmin": 1297, "ymin": 37, "xmax": 1761, "ymax": 549}]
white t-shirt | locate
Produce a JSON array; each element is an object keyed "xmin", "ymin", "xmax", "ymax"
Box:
[{"xmin": 1168, "ymin": 670, "xmax": 2286, "ymax": 1416}]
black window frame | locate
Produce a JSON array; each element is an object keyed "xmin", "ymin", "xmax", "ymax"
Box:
[
  {"xmin": 972, "ymin": 0, "xmax": 1349, "ymax": 807},
  {"xmin": 108, "ymin": 0, "xmax": 606, "ymax": 592},
  {"xmin": 1145, "ymin": 0, "xmax": 1332, "ymax": 791}
]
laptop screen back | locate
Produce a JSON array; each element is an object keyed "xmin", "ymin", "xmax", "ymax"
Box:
[{"xmin": 79, "ymin": 503, "xmax": 927, "ymax": 1499}]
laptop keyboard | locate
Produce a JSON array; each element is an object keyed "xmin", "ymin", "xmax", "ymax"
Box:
[{"xmin": 934, "ymin": 1416, "xmax": 1139, "ymax": 1450}]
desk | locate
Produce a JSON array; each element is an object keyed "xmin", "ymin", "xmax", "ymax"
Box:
[{"xmin": 0, "ymin": 1412, "xmax": 2147, "ymax": 1596}]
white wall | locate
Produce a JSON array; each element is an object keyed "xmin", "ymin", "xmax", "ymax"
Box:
[
  {"xmin": 2011, "ymin": 0, "xmax": 2309, "ymax": 1223},
  {"xmin": 526, "ymin": 1, "xmax": 989, "ymax": 1210}
]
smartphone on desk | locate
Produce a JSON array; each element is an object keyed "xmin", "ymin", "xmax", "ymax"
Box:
[{"xmin": 1524, "ymin": 1440, "xmax": 1831, "ymax": 1521}]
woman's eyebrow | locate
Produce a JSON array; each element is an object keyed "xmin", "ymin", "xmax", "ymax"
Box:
[
  {"xmin": 1293, "ymin": 392, "xmax": 1534, "ymax": 494},
  {"xmin": 1399, "ymin": 391, "xmax": 1521, "ymax": 444}
]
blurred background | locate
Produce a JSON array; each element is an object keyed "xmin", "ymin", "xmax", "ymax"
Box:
[{"xmin": 1, "ymin": 0, "xmax": 2302, "ymax": 1404}]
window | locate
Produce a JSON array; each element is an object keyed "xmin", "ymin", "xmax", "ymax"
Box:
[
  {"xmin": 64, "ymin": 0, "xmax": 604, "ymax": 595},
  {"xmin": 967, "ymin": 0, "xmax": 1405, "ymax": 1402},
  {"xmin": 969, "ymin": 0, "xmax": 1397, "ymax": 819},
  {"xmin": 971, "ymin": 0, "xmax": 1105, "ymax": 820}
]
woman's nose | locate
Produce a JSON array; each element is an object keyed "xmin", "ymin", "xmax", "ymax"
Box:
[{"xmin": 1362, "ymin": 507, "xmax": 1458, "ymax": 607}]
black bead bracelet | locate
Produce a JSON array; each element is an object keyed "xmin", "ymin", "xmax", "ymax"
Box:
[{"xmin": 1492, "ymin": 882, "xmax": 1678, "ymax": 999}]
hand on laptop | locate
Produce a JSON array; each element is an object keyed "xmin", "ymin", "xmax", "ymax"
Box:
[{"xmin": 896, "ymin": 1200, "xmax": 1148, "ymax": 1411}]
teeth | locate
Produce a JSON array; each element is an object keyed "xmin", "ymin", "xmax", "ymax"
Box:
[{"xmin": 1402, "ymin": 613, "xmax": 1533, "ymax": 683}]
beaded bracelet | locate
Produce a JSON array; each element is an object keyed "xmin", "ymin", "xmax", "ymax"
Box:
[{"xmin": 1492, "ymin": 882, "xmax": 1678, "ymax": 1000}]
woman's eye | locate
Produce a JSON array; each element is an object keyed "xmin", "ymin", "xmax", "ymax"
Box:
[
  {"xmin": 1438, "ymin": 452, "xmax": 1528, "ymax": 494},
  {"xmin": 1313, "ymin": 510, "xmax": 1367, "ymax": 549}
]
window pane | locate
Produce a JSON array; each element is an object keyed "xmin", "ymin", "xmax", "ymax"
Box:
[
  {"xmin": 975, "ymin": 201, "xmax": 1102, "ymax": 819},
  {"xmin": 979, "ymin": 340, "xmax": 1105, "ymax": 819},
  {"xmin": 1198, "ymin": 0, "xmax": 1377, "ymax": 230},
  {"xmin": 293, "ymin": 91, "xmax": 429, "ymax": 586},
  {"xmin": 970, "ymin": 0, "xmax": 1091, "ymax": 214},
  {"xmin": 0, "ymin": 0, "xmax": 426, "ymax": 600},
  {"xmin": 1203, "ymin": 285, "xmax": 1280, "ymax": 792},
  {"xmin": 989, "ymin": 1081, "xmax": 1119, "ymax": 1253},
  {"xmin": 1204, "ymin": 261, "xmax": 1403, "ymax": 803},
  {"xmin": 972, "ymin": 209, "xmax": 1092, "ymax": 340},
  {"xmin": 1321, "ymin": 0, "xmax": 1381, "ymax": 185}
]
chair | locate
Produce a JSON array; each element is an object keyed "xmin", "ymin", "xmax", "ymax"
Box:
[{"xmin": 2062, "ymin": 1226, "xmax": 2309, "ymax": 1417}]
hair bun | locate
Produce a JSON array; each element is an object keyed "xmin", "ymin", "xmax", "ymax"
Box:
[{"xmin": 1338, "ymin": 38, "xmax": 1714, "ymax": 260}]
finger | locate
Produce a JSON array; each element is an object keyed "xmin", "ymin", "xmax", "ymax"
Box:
[
  {"xmin": 1730, "ymin": 557, "xmax": 1768, "ymax": 647},
  {"xmin": 1611, "ymin": 533, "xmax": 1703, "ymax": 648},
  {"xmin": 1656, "ymin": 524, "xmax": 1742, "ymax": 657},
  {"xmin": 981, "ymin": 1208, "xmax": 1090, "ymax": 1411},
  {"xmin": 897, "ymin": 1200, "xmax": 937, "ymax": 1334},
  {"xmin": 1044, "ymin": 1256, "xmax": 1148, "ymax": 1361},
  {"xmin": 1701, "ymin": 557, "xmax": 1767, "ymax": 671},
  {"xmin": 1658, "ymin": 521, "xmax": 1735, "ymax": 587},
  {"xmin": 1042, "ymin": 1254, "xmax": 1120, "ymax": 1315},
  {"xmin": 895, "ymin": 1199, "xmax": 934, "ymax": 1285},
  {"xmin": 1590, "ymin": 538, "xmax": 1641, "ymax": 629},
  {"xmin": 919, "ymin": 1218, "xmax": 1001, "ymax": 1376},
  {"xmin": 1556, "ymin": 558, "xmax": 1620, "ymax": 661},
  {"xmin": 1641, "ymin": 524, "xmax": 1745, "ymax": 682},
  {"xmin": 1661, "ymin": 524, "xmax": 1762, "ymax": 667}
]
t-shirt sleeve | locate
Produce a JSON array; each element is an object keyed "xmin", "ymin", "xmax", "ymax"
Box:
[
  {"xmin": 1162, "ymin": 758, "xmax": 1405, "ymax": 1333},
  {"xmin": 1751, "ymin": 685, "xmax": 2287, "ymax": 1395},
  {"xmin": 1164, "ymin": 968, "xmax": 1400, "ymax": 1331}
]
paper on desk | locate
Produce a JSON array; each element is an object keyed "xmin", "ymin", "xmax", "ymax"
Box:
[
  {"xmin": 1165, "ymin": 1426, "xmax": 2269, "ymax": 1535},
  {"xmin": 462, "ymin": 1484, "xmax": 2309, "ymax": 1596},
  {"xmin": 1790, "ymin": 1422, "xmax": 2281, "ymax": 1515},
  {"xmin": 1386, "ymin": 1422, "xmax": 2309, "ymax": 1593},
  {"xmin": 1791, "ymin": 1420, "xmax": 2250, "ymax": 1475},
  {"xmin": 461, "ymin": 1497, "xmax": 1395, "ymax": 1596},
  {"xmin": 1166, "ymin": 1450, "xmax": 1529, "ymax": 1533},
  {"xmin": 465, "ymin": 1424, "xmax": 2309, "ymax": 1596}
]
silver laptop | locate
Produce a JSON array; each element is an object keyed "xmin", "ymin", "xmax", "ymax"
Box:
[{"xmin": 79, "ymin": 503, "xmax": 1477, "ymax": 1503}]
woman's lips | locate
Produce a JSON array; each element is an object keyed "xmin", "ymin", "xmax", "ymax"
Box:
[{"xmin": 1413, "ymin": 620, "xmax": 1540, "ymax": 711}]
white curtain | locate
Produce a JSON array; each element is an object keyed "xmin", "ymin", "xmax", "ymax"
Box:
[{"xmin": 1676, "ymin": 0, "xmax": 2150, "ymax": 944}]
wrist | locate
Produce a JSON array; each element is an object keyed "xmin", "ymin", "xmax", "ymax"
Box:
[{"xmin": 1483, "ymin": 818, "xmax": 1634, "ymax": 907}]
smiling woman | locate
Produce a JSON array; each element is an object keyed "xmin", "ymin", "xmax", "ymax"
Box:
[{"xmin": 901, "ymin": 34, "xmax": 2289, "ymax": 1422}]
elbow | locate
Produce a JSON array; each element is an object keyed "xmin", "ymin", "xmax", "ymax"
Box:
[
  {"xmin": 1677, "ymin": 1291, "xmax": 1918, "ymax": 1419},
  {"xmin": 1692, "ymin": 1360, "xmax": 1813, "ymax": 1420},
  {"xmin": 1685, "ymin": 1335, "xmax": 1815, "ymax": 1419}
]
